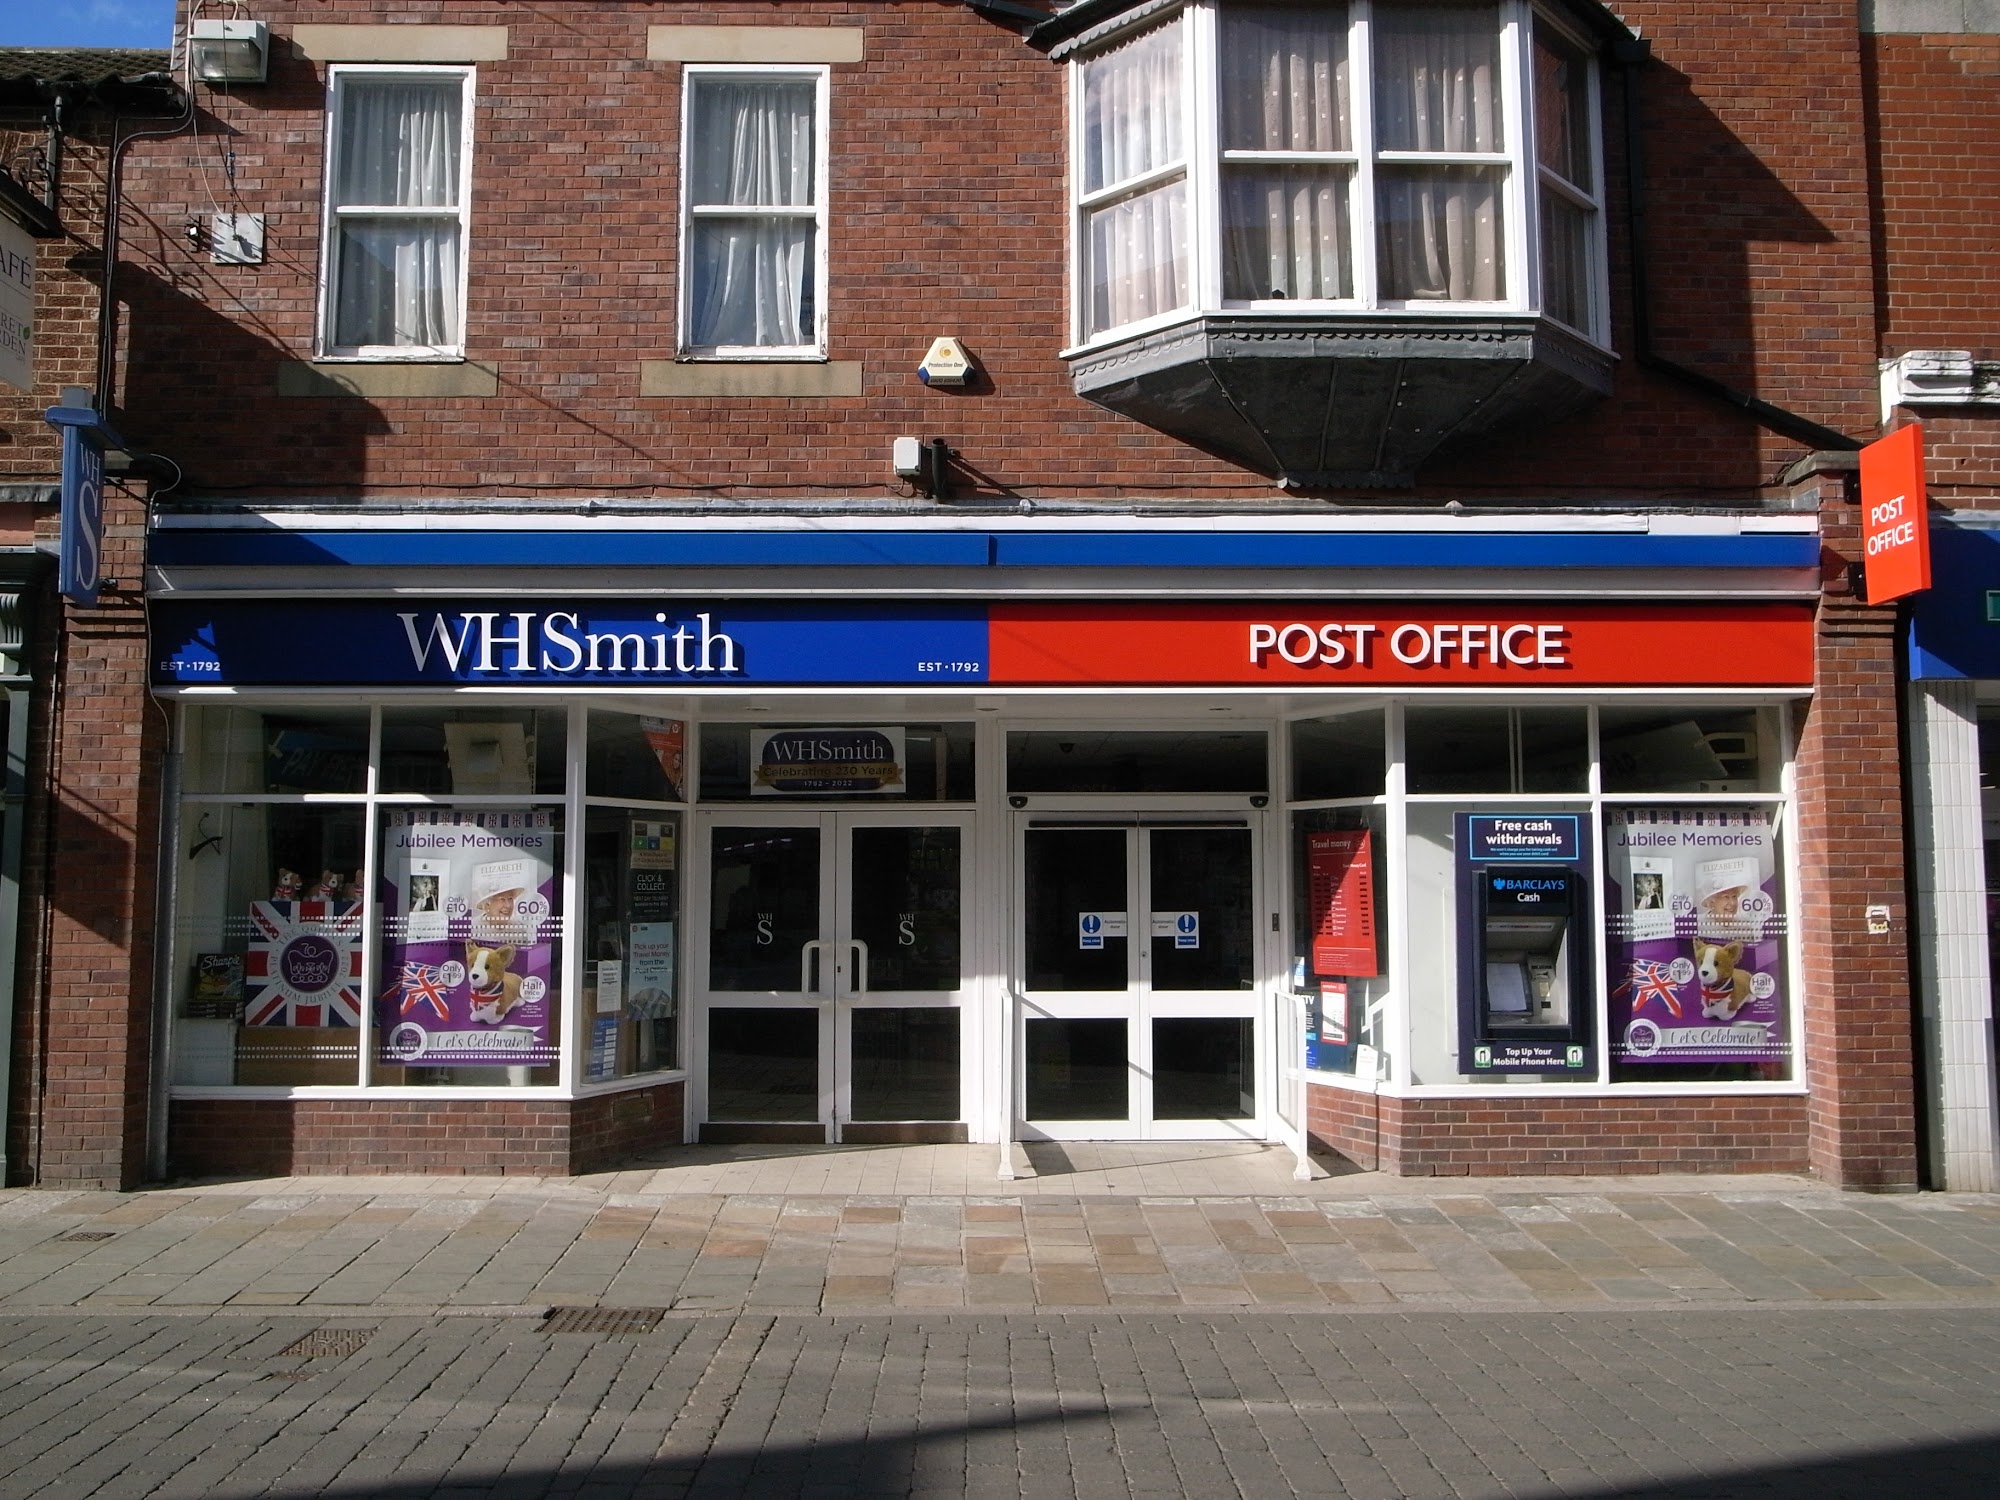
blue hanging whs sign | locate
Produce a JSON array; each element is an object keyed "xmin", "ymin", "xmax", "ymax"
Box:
[{"xmin": 44, "ymin": 398, "xmax": 121, "ymax": 606}]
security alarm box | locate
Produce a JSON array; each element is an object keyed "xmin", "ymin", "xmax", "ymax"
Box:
[{"xmin": 1454, "ymin": 816, "xmax": 1593, "ymax": 1075}]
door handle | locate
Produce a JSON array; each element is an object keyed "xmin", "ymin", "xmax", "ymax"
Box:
[
  {"xmin": 849, "ymin": 939, "xmax": 869, "ymax": 997},
  {"xmin": 800, "ymin": 939, "xmax": 833, "ymax": 997}
]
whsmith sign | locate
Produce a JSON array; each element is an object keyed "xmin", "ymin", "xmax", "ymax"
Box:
[{"xmin": 150, "ymin": 600, "xmax": 1818, "ymax": 689}]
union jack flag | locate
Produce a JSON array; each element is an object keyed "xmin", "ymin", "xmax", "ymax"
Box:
[
  {"xmin": 1613, "ymin": 958, "xmax": 1683, "ymax": 1018},
  {"xmin": 243, "ymin": 900, "xmax": 363, "ymax": 1027},
  {"xmin": 383, "ymin": 961, "xmax": 452, "ymax": 1022}
]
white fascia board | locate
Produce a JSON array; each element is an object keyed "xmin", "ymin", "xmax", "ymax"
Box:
[{"xmin": 151, "ymin": 508, "xmax": 1818, "ymax": 537}]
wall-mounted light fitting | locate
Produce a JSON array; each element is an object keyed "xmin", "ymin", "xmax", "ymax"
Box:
[{"xmin": 190, "ymin": 19, "xmax": 270, "ymax": 85}]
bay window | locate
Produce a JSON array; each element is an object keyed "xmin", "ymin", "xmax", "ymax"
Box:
[
  {"xmin": 319, "ymin": 66, "xmax": 473, "ymax": 359},
  {"xmin": 1072, "ymin": 1, "xmax": 1604, "ymax": 343}
]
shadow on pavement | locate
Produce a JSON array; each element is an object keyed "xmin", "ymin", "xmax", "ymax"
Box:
[{"xmin": 276, "ymin": 1417, "xmax": 2000, "ymax": 1499}]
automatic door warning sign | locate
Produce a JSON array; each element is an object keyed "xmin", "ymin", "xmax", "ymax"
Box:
[
  {"xmin": 1078, "ymin": 912, "xmax": 1127, "ymax": 950},
  {"xmin": 1151, "ymin": 911, "xmax": 1200, "ymax": 948}
]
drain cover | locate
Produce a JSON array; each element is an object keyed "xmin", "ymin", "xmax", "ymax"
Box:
[
  {"xmin": 542, "ymin": 1306, "xmax": 667, "ymax": 1336},
  {"xmin": 57, "ymin": 1231, "xmax": 115, "ymax": 1243},
  {"xmin": 275, "ymin": 1328, "xmax": 373, "ymax": 1360}
]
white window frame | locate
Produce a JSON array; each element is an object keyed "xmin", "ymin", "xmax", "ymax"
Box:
[
  {"xmin": 1524, "ymin": 6, "xmax": 1611, "ymax": 341},
  {"xmin": 316, "ymin": 64, "xmax": 475, "ymax": 362},
  {"xmin": 677, "ymin": 63, "xmax": 832, "ymax": 362},
  {"xmin": 1068, "ymin": 1, "xmax": 1608, "ymax": 350}
]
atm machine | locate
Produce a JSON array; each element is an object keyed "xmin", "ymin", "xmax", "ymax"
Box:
[{"xmin": 1454, "ymin": 816, "xmax": 1593, "ymax": 1074}]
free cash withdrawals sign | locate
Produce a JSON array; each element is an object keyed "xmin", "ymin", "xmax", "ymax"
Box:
[{"xmin": 1860, "ymin": 423, "xmax": 1932, "ymax": 605}]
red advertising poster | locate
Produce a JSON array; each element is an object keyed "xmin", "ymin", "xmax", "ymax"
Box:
[
  {"xmin": 1860, "ymin": 424, "xmax": 1931, "ymax": 605},
  {"xmin": 1308, "ymin": 829, "xmax": 1378, "ymax": 977}
]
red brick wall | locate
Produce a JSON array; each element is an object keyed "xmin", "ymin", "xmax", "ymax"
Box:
[
  {"xmin": 110, "ymin": 0, "xmax": 1883, "ymax": 505},
  {"xmin": 1792, "ymin": 464, "xmax": 1920, "ymax": 1190},
  {"xmin": 168, "ymin": 1082, "xmax": 685, "ymax": 1178},
  {"xmin": 1866, "ymin": 33, "xmax": 2000, "ymax": 506},
  {"xmin": 1, "ymin": 105, "xmax": 165, "ymax": 1189},
  {"xmin": 1307, "ymin": 1083, "xmax": 1811, "ymax": 1177}
]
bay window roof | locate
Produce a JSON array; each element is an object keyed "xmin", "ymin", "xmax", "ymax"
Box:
[{"xmin": 1036, "ymin": 0, "xmax": 1626, "ymax": 488}]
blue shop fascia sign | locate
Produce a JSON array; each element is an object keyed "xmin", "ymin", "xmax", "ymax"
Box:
[
  {"xmin": 151, "ymin": 598, "xmax": 994, "ymax": 688},
  {"xmin": 1909, "ymin": 526, "xmax": 2000, "ymax": 680}
]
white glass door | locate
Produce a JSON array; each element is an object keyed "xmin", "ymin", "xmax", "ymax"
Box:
[
  {"xmin": 1016, "ymin": 819, "xmax": 1261, "ymax": 1140},
  {"xmin": 694, "ymin": 810, "xmax": 970, "ymax": 1141}
]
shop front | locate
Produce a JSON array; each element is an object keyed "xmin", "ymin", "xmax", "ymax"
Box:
[
  {"xmin": 1906, "ymin": 522, "xmax": 2000, "ymax": 1191},
  {"xmin": 146, "ymin": 518, "xmax": 1824, "ymax": 1178}
]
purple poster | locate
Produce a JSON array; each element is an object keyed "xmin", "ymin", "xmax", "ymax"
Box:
[
  {"xmin": 376, "ymin": 810, "xmax": 558, "ymax": 1067},
  {"xmin": 1607, "ymin": 808, "xmax": 1789, "ymax": 1065}
]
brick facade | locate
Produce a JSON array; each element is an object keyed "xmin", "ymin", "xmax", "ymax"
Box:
[
  {"xmin": 1306, "ymin": 1083, "xmax": 1811, "ymax": 1177},
  {"xmin": 0, "ymin": 2, "xmax": 1952, "ymax": 1188},
  {"xmin": 2, "ymin": 86, "xmax": 168, "ymax": 1189},
  {"xmin": 168, "ymin": 1081, "xmax": 684, "ymax": 1178}
]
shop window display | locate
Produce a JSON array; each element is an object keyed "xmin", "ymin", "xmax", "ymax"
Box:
[
  {"xmin": 1289, "ymin": 805, "xmax": 1389, "ymax": 1080},
  {"xmin": 169, "ymin": 705, "xmax": 679, "ymax": 1097},
  {"xmin": 172, "ymin": 802, "xmax": 366, "ymax": 1086}
]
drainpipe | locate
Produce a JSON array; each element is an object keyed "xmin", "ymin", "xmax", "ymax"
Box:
[{"xmin": 1609, "ymin": 37, "xmax": 1861, "ymax": 454}]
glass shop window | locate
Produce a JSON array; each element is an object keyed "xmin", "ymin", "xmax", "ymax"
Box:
[
  {"xmin": 1604, "ymin": 804, "xmax": 1794, "ymax": 1084},
  {"xmin": 581, "ymin": 808, "xmax": 683, "ymax": 1080},
  {"xmin": 1007, "ymin": 729, "xmax": 1269, "ymax": 795},
  {"xmin": 1404, "ymin": 706, "xmax": 1587, "ymax": 794},
  {"xmin": 373, "ymin": 808, "xmax": 565, "ymax": 1088},
  {"xmin": 699, "ymin": 723, "xmax": 975, "ymax": 801},
  {"xmin": 1290, "ymin": 710, "xmax": 1387, "ymax": 801},
  {"xmin": 171, "ymin": 804, "xmax": 367, "ymax": 1087},
  {"xmin": 1597, "ymin": 707, "xmax": 1781, "ymax": 795},
  {"xmin": 1290, "ymin": 805, "xmax": 1391, "ymax": 1080},
  {"xmin": 587, "ymin": 711, "xmax": 688, "ymax": 802},
  {"xmin": 379, "ymin": 707, "xmax": 568, "ymax": 796},
  {"xmin": 183, "ymin": 707, "xmax": 371, "ymax": 795}
]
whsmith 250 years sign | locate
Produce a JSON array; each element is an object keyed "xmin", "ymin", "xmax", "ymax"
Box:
[{"xmin": 151, "ymin": 600, "xmax": 1815, "ymax": 689}]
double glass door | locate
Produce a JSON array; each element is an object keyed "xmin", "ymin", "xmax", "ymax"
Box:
[
  {"xmin": 1018, "ymin": 821, "xmax": 1262, "ymax": 1139},
  {"xmin": 695, "ymin": 811, "xmax": 969, "ymax": 1141}
]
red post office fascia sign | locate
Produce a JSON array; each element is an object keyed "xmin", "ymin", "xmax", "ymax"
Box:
[
  {"xmin": 988, "ymin": 603, "xmax": 1815, "ymax": 687},
  {"xmin": 1859, "ymin": 423, "xmax": 1932, "ymax": 606}
]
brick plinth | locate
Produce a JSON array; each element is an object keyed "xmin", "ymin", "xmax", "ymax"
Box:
[
  {"xmin": 1307, "ymin": 1084, "xmax": 1811, "ymax": 1176},
  {"xmin": 167, "ymin": 1083, "xmax": 685, "ymax": 1178}
]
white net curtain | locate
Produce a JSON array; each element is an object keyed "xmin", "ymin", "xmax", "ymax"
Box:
[
  {"xmin": 331, "ymin": 76, "xmax": 463, "ymax": 351},
  {"xmin": 1220, "ymin": 5, "xmax": 1352, "ymax": 302},
  {"xmin": 1082, "ymin": 18, "xmax": 1189, "ymax": 334},
  {"xmin": 685, "ymin": 76, "xmax": 819, "ymax": 350},
  {"xmin": 1372, "ymin": 2, "xmax": 1505, "ymax": 302}
]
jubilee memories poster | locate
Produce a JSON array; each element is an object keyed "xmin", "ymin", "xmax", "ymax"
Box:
[
  {"xmin": 1606, "ymin": 808, "xmax": 1790, "ymax": 1066},
  {"xmin": 376, "ymin": 811, "xmax": 559, "ymax": 1067}
]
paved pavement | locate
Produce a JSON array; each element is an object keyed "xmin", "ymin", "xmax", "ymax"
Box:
[
  {"xmin": 4, "ymin": 1144, "xmax": 2000, "ymax": 1315},
  {"xmin": 3, "ymin": 1308, "xmax": 1999, "ymax": 1498},
  {"xmin": 4, "ymin": 1145, "xmax": 2000, "ymax": 1497}
]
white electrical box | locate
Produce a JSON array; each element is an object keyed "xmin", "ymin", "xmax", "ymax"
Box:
[{"xmin": 211, "ymin": 212, "xmax": 265, "ymax": 265}]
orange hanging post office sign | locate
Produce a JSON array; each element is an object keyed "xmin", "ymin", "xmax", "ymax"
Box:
[{"xmin": 1860, "ymin": 423, "xmax": 1932, "ymax": 605}]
